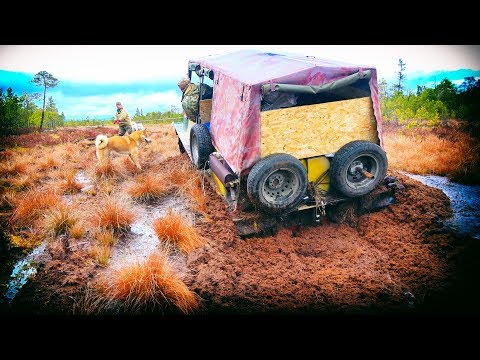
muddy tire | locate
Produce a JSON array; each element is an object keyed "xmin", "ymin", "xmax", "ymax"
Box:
[
  {"xmin": 247, "ymin": 153, "xmax": 308, "ymax": 214},
  {"xmin": 330, "ymin": 140, "xmax": 388, "ymax": 197},
  {"xmin": 190, "ymin": 124, "xmax": 214, "ymax": 169}
]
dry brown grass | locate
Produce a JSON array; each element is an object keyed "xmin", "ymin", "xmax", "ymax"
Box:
[
  {"xmin": 120, "ymin": 156, "xmax": 141, "ymax": 174},
  {"xmin": 8, "ymin": 230, "xmax": 42, "ymax": 249},
  {"xmin": 127, "ymin": 173, "xmax": 171, "ymax": 202},
  {"xmin": 0, "ymin": 190, "xmax": 16, "ymax": 210},
  {"xmin": 140, "ymin": 126, "xmax": 181, "ymax": 167},
  {"xmin": 153, "ymin": 211, "xmax": 206, "ymax": 253},
  {"xmin": 97, "ymin": 249, "xmax": 200, "ymax": 314},
  {"xmin": 44, "ymin": 203, "xmax": 80, "ymax": 236},
  {"xmin": 94, "ymin": 161, "xmax": 122, "ymax": 179},
  {"xmin": 185, "ymin": 178, "xmax": 208, "ymax": 214},
  {"xmin": 57, "ymin": 171, "xmax": 83, "ymax": 194},
  {"xmin": 6, "ymin": 173, "xmax": 39, "ymax": 191},
  {"xmin": 58, "ymin": 143, "xmax": 78, "ymax": 162},
  {"xmin": 94, "ymin": 228, "xmax": 116, "ymax": 247},
  {"xmin": 10, "ymin": 189, "xmax": 62, "ymax": 228},
  {"xmin": 90, "ymin": 195, "xmax": 135, "ymax": 233},
  {"xmin": 0, "ymin": 149, "xmax": 16, "ymax": 160},
  {"xmin": 72, "ymin": 286, "xmax": 112, "ymax": 315},
  {"xmin": 38, "ymin": 154, "xmax": 60, "ymax": 172},
  {"xmin": 0, "ymin": 159, "xmax": 29, "ymax": 177},
  {"xmin": 69, "ymin": 221, "xmax": 86, "ymax": 239},
  {"xmin": 166, "ymin": 164, "xmax": 197, "ymax": 188},
  {"xmin": 89, "ymin": 244, "xmax": 111, "ymax": 267},
  {"xmin": 383, "ymin": 124, "xmax": 480, "ymax": 182}
]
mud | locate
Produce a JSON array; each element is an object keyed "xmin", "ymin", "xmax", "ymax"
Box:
[
  {"xmin": 185, "ymin": 169, "xmax": 480, "ymax": 314},
  {"xmin": 406, "ymin": 173, "xmax": 480, "ymax": 240},
  {"xmin": 6, "ymin": 154, "xmax": 480, "ymax": 315}
]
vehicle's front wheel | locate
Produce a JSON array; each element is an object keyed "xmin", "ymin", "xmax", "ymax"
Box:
[
  {"xmin": 329, "ymin": 140, "xmax": 388, "ymax": 197},
  {"xmin": 190, "ymin": 124, "xmax": 214, "ymax": 169},
  {"xmin": 247, "ymin": 153, "xmax": 308, "ymax": 214}
]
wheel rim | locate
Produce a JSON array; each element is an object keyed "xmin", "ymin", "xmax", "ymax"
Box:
[
  {"xmin": 261, "ymin": 169, "xmax": 300, "ymax": 205},
  {"xmin": 345, "ymin": 154, "xmax": 379, "ymax": 188},
  {"xmin": 191, "ymin": 134, "xmax": 199, "ymax": 165}
]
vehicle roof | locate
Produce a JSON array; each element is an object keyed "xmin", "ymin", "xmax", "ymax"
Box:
[{"xmin": 189, "ymin": 49, "xmax": 375, "ymax": 86}]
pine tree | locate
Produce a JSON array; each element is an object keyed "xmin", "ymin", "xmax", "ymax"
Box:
[
  {"xmin": 393, "ymin": 59, "xmax": 406, "ymax": 94},
  {"xmin": 31, "ymin": 71, "xmax": 59, "ymax": 132}
]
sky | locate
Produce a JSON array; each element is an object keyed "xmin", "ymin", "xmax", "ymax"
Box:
[{"xmin": 1, "ymin": 45, "xmax": 479, "ymax": 120}]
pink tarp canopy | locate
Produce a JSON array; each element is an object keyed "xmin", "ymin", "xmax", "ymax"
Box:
[{"xmin": 190, "ymin": 49, "xmax": 383, "ymax": 176}]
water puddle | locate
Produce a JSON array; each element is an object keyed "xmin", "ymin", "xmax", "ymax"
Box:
[
  {"xmin": 75, "ymin": 170, "xmax": 93, "ymax": 192},
  {"xmin": 109, "ymin": 195, "xmax": 195, "ymax": 273},
  {"xmin": 2, "ymin": 169, "xmax": 92, "ymax": 304},
  {"xmin": 405, "ymin": 173, "xmax": 480, "ymax": 239},
  {"xmin": 3, "ymin": 241, "xmax": 47, "ymax": 304}
]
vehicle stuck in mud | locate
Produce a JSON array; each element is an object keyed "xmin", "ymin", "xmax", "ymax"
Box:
[{"xmin": 174, "ymin": 50, "xmax": 390, "ymax": 235}]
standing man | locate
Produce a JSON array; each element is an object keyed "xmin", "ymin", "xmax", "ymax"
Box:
[
  {"xmin": 177, "ymin": 76, "xmax": 213, "ymax": 121},
  {"xmin": 113, "ymin": 101, "xmax": 132, "ymax": 136}
]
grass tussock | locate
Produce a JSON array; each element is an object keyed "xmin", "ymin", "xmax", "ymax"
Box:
[
  {"xmin": 6, "ymin": 173, "xmax": 39, "ymax": 191},
  {"xmin": 95, "ymin": 161, "xmax": 124, "ymax": 180},
  {"xmin": 383, "ymin": 124, "xmax": 480, "ymax": 182},
  {"xmin": 58, "ymin": 143, "xmax": 78, "ymax": 162},
  {"xmin": 89, "ymin": 244, "xmax": 111, "ymax": 267},
  {"xmin": 186, "ymin": 180, "xmax": 207, "ymax": 214},
  {"xmin": 95, "ymin": 179, "xmax": 115, "ymax": 195},
  {"xmin": 8, "ymin": 230, "xmax": 42, "ymax": 249},
  {"xmin": 0, "ymin": 190, "xmax": 16, "ymax": 210},
  {"xmin": 69, "ymin": 221, "xmax": 86, "ymax": 239},
  {"xmin": 44, "ymin": 203, "xmax": 79, "ymax": 236},
  {"xmin": 38, "ymin": 155, "xmax": 60, "ymax": 172},
  {"xmin": 127, "ymin": 173, "xmax": 171, "ymax": 202},
  {"xmin": 90, "ymin": 196, "xmax": 135, "ymax": 233},
  {"xmin": 0, "ymin": 159, "xmax": 29, "ymax": 177},
  {"xmin": 94, "ymin": 228, "xmax": 116, "ymax": 247},
  {"xmin": 121, "ymin": 156, "xmax": 141, "ymax": 174},
  {"xmin": 153, "ymin": 211, "xmax": 206, "ymax": 253},
  {"xmin": 57, "ymin": 171, "xmax": 83, "ymax": 194},
  {"xmin": 72, "ymin": 286, "xmax": 112, "ymax": 315},
  {"xmin": 97, "ymin": 250, "xmax": 200, "ymax": 314},
  {"xmin": 10, "ymin": 189, "xmax": 61, "ymax": 228},
  {"xmin": 165, "ymin": 163, "xmax": 198, "ymax": 188},
  {"xmin": 0, "ymin": 149, "xmax": 16, "ymax": 160}
]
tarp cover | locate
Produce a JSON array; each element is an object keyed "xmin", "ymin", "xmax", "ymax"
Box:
[{"xmin": 189, "ymin": 49, "xmax": 383, "ymax": 176}]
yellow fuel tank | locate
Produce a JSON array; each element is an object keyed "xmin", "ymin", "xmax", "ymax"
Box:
[{"xmin": 300, "ymin": 156, "xmax": 330, "ymax": 192}]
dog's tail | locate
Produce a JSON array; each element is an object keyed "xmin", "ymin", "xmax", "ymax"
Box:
[{"xmin": 95, "ymin": 134, "xmax": 109, "ymax": 150}]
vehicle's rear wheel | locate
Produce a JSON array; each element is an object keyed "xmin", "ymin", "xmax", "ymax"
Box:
[
  {"xmin": 190, "ymin": 124, "xmax": 214, "ymax": 169},
  {"xmin": 247, "ymin": 153, "xmax": 308, "ymax": 214},
  {"xmin": 330, "ymin": 140, "xmax": 388, "ymax": 197}
]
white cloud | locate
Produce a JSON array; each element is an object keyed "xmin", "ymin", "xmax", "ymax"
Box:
[{"xmin": 1, "ymin": 45, "xmax": 479, "ymax": 84}]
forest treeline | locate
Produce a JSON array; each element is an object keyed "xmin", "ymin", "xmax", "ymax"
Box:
[{"xmin": 380, "ymin": 76, "xmax": 480, "ymax": 127}]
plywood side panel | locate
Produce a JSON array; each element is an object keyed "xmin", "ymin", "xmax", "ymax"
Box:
[{"xmin": 260, "ymin": 97, "xmax": 379, "ymax": 158}]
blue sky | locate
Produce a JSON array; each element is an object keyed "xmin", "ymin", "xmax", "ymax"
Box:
[{"xmin": 1, "ymin": 45, "xmax": 479, "ymax": 120}]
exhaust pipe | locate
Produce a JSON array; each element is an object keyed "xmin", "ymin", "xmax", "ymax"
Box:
[{"xmin": 209, "ymin": 153, "xmax": 238, "ymax": 186}]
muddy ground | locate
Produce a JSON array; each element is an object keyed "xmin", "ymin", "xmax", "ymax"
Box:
[{"xmin": 6, "ymin": 152, "xmax": 480, "ymax": 315}]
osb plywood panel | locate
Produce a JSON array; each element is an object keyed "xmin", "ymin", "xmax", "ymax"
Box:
[
  {"xmin": 260, "ymin": 96, "xmax": 379, "ymax": 158},
  {"xmin": 200, "ymin": 99, "xmax": 212, "ymax": 123}
]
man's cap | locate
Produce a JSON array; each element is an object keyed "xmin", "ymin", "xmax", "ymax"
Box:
[
  {"xmin": 116, "ymin": 101, "xmax": 122, "ymax": 105},
  {"xmin": 177, "ymin": 77, "xmax": 191, "ymax": 92}
]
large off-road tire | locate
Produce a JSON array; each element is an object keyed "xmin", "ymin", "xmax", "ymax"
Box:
[
  {"xmin": 247, "ymin": 153, "xmax": 308, "ymax": 214},
  {"xmin": 190, "ymin": 124, "xmax": 214, "ymax": 169},
  {"xmin": 330, "ymin": 140, "xmax": 388, "ymax": 197}
]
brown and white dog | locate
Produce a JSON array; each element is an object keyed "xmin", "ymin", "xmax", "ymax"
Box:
[{"xmin": 95, "ymin": 129, "xmax": 151, "ymax": 170}]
